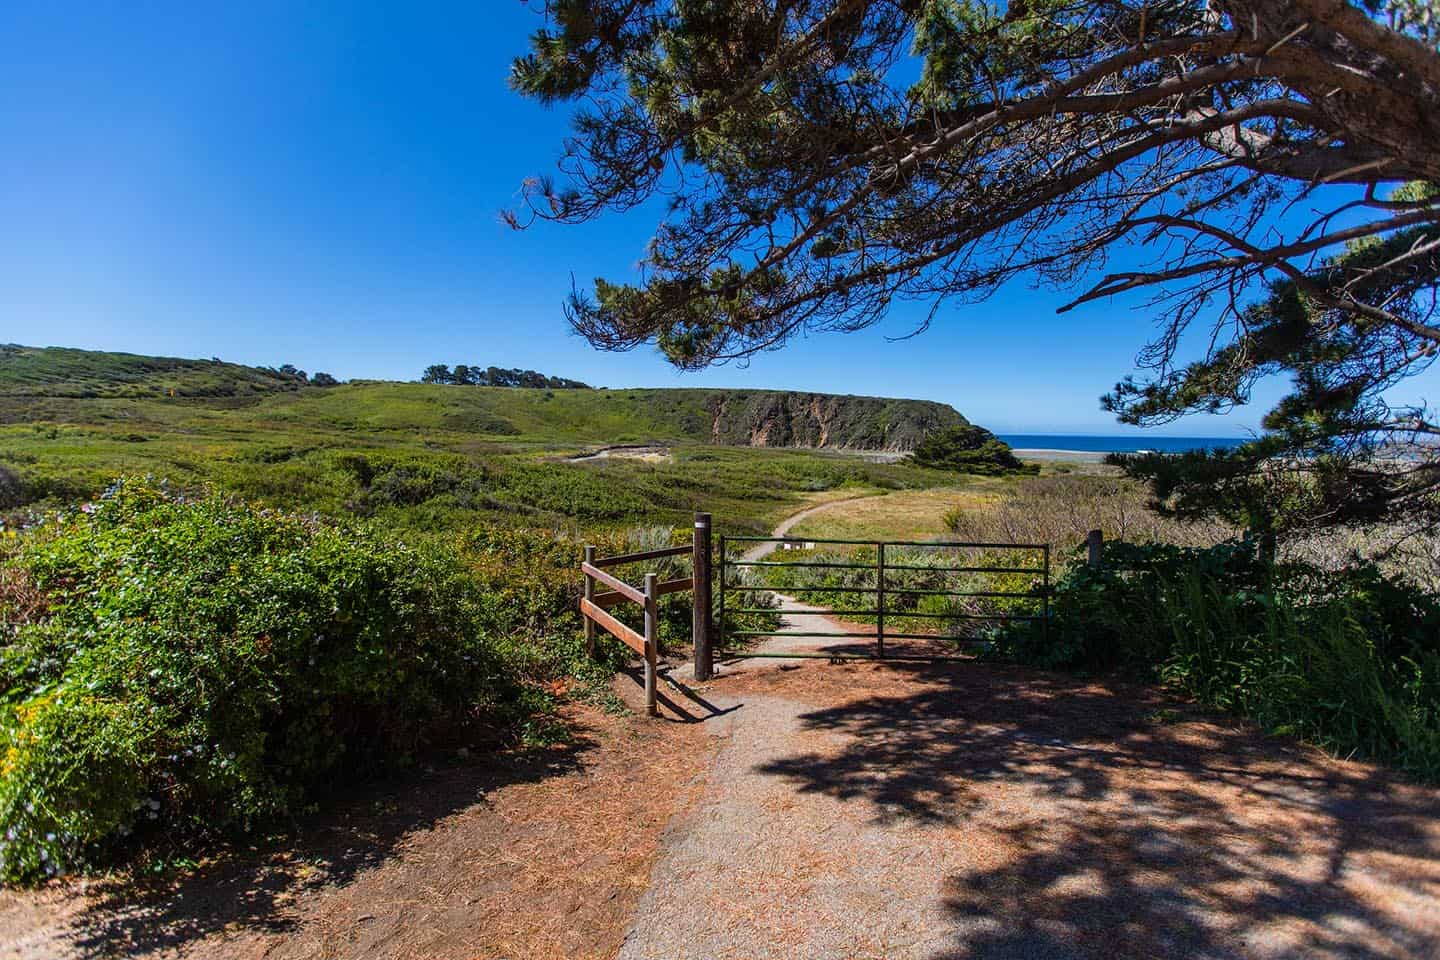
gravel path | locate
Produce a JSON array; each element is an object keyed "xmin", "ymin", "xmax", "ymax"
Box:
[
  {"xmin": 618, "ymin": 692, "xmax": 976, "ymax": 959},
  {"xmin": 725, "ymin": 495, "xmax": 875, "ymax": 668},
  {"xmin": 620, "ymin": 504, "xmax": 1440, "ymax": 960},
  {"xmin": 739, "ymin": 495, "xmax": 875, "ymax": 563},
  {"xmin": 623, "ymin": 663, "xmax": 1440, "ymax": 959}
]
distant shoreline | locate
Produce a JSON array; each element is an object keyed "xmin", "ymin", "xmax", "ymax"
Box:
[
  {"xmin": 1011, "ymin": 448, "xmax": 1108, "ymax": 463},
  {"xmin": 998, "ymin": 434, "xmax": 1246, "ymax": 457}
]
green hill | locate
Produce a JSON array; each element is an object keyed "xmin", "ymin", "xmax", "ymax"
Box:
[
  {"xmin": 0, "ymin": 344, "xmax": 305, "ymax": 399},
  {"xmin": 0, "ymin": 345, "xmax": 964, "ymax": 450},
  {"xmin": 0, "ymin": 345, "xmax": 987, "ymax": 531},
  {"xmin": 243, "ymin": 382, "xmax": 964, "ymax": 451}
]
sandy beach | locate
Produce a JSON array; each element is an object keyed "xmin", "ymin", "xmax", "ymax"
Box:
[{"xmin": 1011, "ymin": 447, "xmax": 1109, "ymax": 463}]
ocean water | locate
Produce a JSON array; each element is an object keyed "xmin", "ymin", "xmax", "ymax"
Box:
[{"xmin": 998, "ymin": 435, "xmax": 1247, "ymax": 454}]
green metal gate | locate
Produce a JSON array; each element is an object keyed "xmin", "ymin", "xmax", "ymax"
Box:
[{"xmin": 717, "ymin": 536, "xmax": 1049, "ymax": 661}]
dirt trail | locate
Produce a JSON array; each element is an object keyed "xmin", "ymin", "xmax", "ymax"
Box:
[
  {"xmin": 723, "ymin": 494, "xmax": 876, "ymax": 668},
  {"xmin": 0, "ymin": 703, "xmax": 715, "ymax": 960},
  {"xmin": 739, "ymin": 494, "xmax": 874, "ymax": 563},
  {"xmin": 620, "ymin": 499, "xmax": 1440, "ymax": 959}
]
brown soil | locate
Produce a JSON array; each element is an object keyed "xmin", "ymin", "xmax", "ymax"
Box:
[
  {"xmin": 620, "ymin": 660, "xmax": 1440, "ymax": 959},
  {"xmin": 7, "ymin": 660, "xmax": 1439, "ymax": 959},
  {"xmin": 0, "ymin": 684, "xmax": 715, "ymax": 960}
]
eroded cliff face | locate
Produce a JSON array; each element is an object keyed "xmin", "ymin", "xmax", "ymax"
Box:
[{"xmin": 706, "ymin": 391, "xmax": 966, "ymax": 452}]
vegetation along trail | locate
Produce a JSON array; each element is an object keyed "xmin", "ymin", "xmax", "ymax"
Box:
[
  {"xmin": 2, "ymin": 346, "xmax": 1440, "ymax": 960},
  {"xmin": 720, "ymin": 495, "xmax": 881, "ymax": 668}
]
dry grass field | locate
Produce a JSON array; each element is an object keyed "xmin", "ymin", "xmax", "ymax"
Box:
[{"xmin": 785, "ymin": 485, "xmax": 1003, "ymax": 543}]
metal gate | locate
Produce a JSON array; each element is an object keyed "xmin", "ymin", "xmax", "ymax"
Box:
[{"xmin": 717, "ymin": 536, "xmax": 1049, "ymax": 661}]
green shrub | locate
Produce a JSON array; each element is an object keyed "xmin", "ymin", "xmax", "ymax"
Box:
[
  {"xmin": 0, "ymin": 479, "xmax": 518, "ymax": 883},
  {"xmin": 996, "ymin": 539, "xmax": 1440, "ymax": 778},
  {"xmin": 460, "ymin": 524, "xmax": 628, "ymax": 686},
  {"xmin": 909, "ymin": 425, "xmax": 1036, "ymax": 475},
  {"xmin": 0, "ymin": 464, "xmax": 21, "ymax": 509}
]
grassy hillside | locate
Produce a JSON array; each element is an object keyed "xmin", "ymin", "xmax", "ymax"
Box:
[
  {"xmin": 1, "ymin": 346, "xmax": 962, "ymax": 448},
  {"xmin": 0, "ymin": 347, "xmax": 984, "ymax": 533},
  {"xmin": 0, "ymin": 344, "xmax": 304, "ymax": 399}
]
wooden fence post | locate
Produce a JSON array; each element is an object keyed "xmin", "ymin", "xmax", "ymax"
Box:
[
  {"xmin": 1086, "ymin": 529, "xmax": 1104, "ymax": 570},
  {"xmin": 583, "ymin": 545, "xmax": 596, "ymax": 657},
  {"xmin": 692, "ymin": 512, "xmax": 713, "ymax": 681},
  {"xmin": 643, "ymin": 573, "xmax": 659, "ymax": 717}
]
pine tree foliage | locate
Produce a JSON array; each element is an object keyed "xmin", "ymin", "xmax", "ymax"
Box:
[{"xmin": 510, "ymin": 0, "xmax": 1440, "ymax": 536}]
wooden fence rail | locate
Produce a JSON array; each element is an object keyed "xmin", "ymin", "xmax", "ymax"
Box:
[
  {"xmin": 591, "ymin": 577, "xmax": 693, "ymax": 609},
  {"xmin": 580, "ymin": 513, "xmax": 714, "ymax": 716},
  {"xmin": 591, "ymin": 544, "xmax": 693, "ymax": 568}
]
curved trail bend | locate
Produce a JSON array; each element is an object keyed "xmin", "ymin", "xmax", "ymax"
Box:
[
  {"xmin": 738, "ymin": 494, "xmax": 873, "ymax": 562},
  {"xmin": 719, "ymin": 495, "xmax": 877, "ymax": 667}
]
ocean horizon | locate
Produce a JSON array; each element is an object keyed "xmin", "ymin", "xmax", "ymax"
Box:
[{"xmin": 998, "ymin": 434, "xmax": 1247, "ymax": 454}]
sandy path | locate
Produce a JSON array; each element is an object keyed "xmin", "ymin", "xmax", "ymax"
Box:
[
  {"xmin": 739, "ymin": 494, "xmax": 875, "ymax": 563},
  {"xmin": 722, "ymin": 494, "xmax": 877, "ymax": 668},
  {"xmin": 621, "ymin": 502, "xmax": 1440, "ymax": 959}
]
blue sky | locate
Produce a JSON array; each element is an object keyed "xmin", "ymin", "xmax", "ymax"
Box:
[{"xmin": 1, "ymin": 2, "xmax": 1426, "ymax": 435}]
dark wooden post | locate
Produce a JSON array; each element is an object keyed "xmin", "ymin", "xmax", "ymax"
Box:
[
  {"xmin": 1086, "ymin": 529, "xmax": 1104, "ymax": 569},
  {"xmin": 643, "ymin": 573, "xmax": 659, "ymax": 717},
  {"xmin": 583, "ymin": 545, "xmax": 596, "ymax": 657},
  {"xmin": 692, "ymin": 512, "xmax": 714, "ymax": 680}
]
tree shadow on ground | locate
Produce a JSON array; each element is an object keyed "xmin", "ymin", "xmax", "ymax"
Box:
[
  {"xmin": 756, "ymin": 663, "xmax": 1440, "ymax": 959},
  {"xmin": 60, "ymin": 722, "xmax": 600, "ymax": 959}
]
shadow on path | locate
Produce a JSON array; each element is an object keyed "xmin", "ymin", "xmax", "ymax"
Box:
[{"xmin": 752, "ymin": 662, "xmax": 1440, "ymax": 959}]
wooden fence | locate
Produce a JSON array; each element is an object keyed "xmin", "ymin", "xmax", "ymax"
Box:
[{"xmin": 580, "ymin": 512, "xmax": 714, "ymax": 715}]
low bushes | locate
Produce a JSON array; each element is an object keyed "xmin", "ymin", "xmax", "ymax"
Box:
[
  {"xmin": 0, "ymin": 480, "xmax": 779, "ymax": 884},
  {"xmin": 0, "ymin": 480, "xmax": 520, "ymax": 883},
  {"xmin": 996, "ymin": 539, "xmax": 1440, "ymax": 779},
  {"xmin": 756, "ymin": 545, "xmax": 1043, "ymax": 644},
  {"xmin": 0, "ymin": 464, "xmax": 21, "ymax": 509},
  {"xmin": 459, "ymin": 523, "xmax": 628, "ymax": 686},
  {"xmin": 944, "ymin": 473, "xmax": 1233, "ymax": 553}
]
